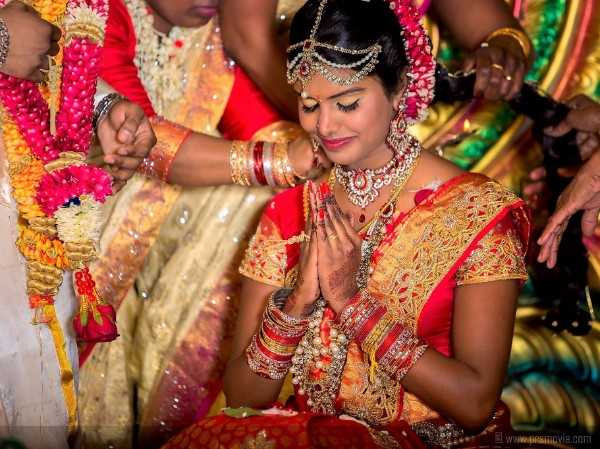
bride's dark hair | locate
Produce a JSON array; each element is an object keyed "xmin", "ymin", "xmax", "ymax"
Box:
[{"xmin": 288, "ymin": 0, "xmax": 408, "ymax": 95}]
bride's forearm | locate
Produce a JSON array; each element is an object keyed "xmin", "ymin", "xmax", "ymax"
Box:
[
  {"xmin": 166, "ymin": 132, "xmax": 232, "ymax": 187},
  {"xmin": 337, "ymin": 282, "xmax": 518, "ymax": 433},
  {"xmin": 223, "ymin": 354, "xmax": 285, "ymax": 408}
]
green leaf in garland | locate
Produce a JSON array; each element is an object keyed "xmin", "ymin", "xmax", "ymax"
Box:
[{"xmin": 222, "ymin": 407, "xmax": 264, "ymax": 419}]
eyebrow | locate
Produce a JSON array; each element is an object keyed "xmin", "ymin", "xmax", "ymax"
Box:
[{"xmin": 298, "ymin": 87, "xmax": 366, "ymax": 101}]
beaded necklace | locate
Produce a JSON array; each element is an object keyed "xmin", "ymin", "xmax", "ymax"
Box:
[{"xmin": 125, "ymin": 0, "xmax": 209, "ymax": 116}]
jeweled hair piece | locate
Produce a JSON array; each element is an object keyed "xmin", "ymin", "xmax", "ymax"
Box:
[{"xmin": 286, "ymin": 0, "xmax": 382, "ymax": 89}]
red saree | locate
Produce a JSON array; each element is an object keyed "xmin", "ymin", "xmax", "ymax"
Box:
[{"xmin": 164, "ymin": 173, "xmax": 530, "ymax": 448}]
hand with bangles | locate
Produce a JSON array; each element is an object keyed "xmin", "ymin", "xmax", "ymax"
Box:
[
  {"xmin": 463, "ymin": 30, "xmax": 530, "ymax": 101},
  {"xmin": 0, "ymin": 0, "xmax": 61, "ymax": 82},
  {"xmin": 311, "ymin": 181, "xmax": 362, "ymax": 315},
  {"xmin": 94, "ymin": 95, "xmax": 157, "ymax": 192}
]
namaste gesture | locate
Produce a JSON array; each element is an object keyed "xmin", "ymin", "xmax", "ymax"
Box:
[{"xmin": 285, "ymin": 181, "xmax": 362, "ymax": 317}]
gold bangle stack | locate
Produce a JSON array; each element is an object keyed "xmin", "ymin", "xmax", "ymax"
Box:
[
  {"xmin": 229, "ymin": 140, "xmax": 298, "ymax": 188},
  {"xmin": 485, "ymin": 27, "xmax": 532, "ymax": 60},
  {"xmin": 229, "ymin": 140, "xmax": 252, "ymax": 186},
  {"xmin": 272, "ymin": 142, "xmax": 297, "ymax": 187}
]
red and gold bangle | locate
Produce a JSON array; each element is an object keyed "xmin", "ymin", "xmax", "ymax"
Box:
[
  {"xmin": 246, "ymin": 335, "xmax": 294, "ymax": 379},
  {"xmin": 337, "ymin": 290, "xmax": 380, "ymax": 341},
  {"xmin": 337, "ymin": 290, "xmax": 428, "ymax": 382},
  {"xmin": 230, "ymin": 140, "xmax": 298, "ymax": 188},
  {"xmin": 251, "ymin": 141, "xmax": 268, "ymax": 186},
  {"xmin": 245, "ymin": 291, "xmax": 311, "ymax": 380},
  {"xmin": 139, "ymin": 117, "xmax": 191, "ymax": 182}
]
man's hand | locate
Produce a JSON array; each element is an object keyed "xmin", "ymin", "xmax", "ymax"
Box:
[
  {"xmin": 0, "ymin": 1, "xmax": 61, "ymax": 82},
  {"xmin": 464, "ymin": 38, "xmax": 528, "ymax": 101},
  {"xmin": 538, "ymin": 152, "xmax": 600, "ymax": 268},
  {"xmin": 96, "ymin": 100, "xmax": 156, "ymax": 192},
  {"xmin": 545, "ymin": 95, "xmax": 600, "ymax": 161}
]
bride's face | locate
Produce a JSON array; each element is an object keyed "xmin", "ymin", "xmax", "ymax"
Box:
[
  {"xmin": 297, "ymin": 71, "xmax": 404, "ymax": 168},
  {"xmin": 147, "ymin": 0, "xmax": 219, "ymax": 30}
]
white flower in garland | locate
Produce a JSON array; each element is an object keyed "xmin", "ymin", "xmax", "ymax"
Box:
[{"xmin": 55, "ymin": 195, "xmax": 102, "ymax": 245}]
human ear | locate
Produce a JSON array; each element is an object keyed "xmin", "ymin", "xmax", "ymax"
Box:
[{"xmin": 391, "ymin": 76, "xmax": 408, "ymax": 112}]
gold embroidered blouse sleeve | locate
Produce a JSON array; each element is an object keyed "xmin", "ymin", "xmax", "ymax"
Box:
[
  {"xmin": 455, "ymin": 219, "xmax": 528, "ymax": 286},
  {"xmin": 239, "ymin": 211, "xmax": 287, "ymax": 288}
]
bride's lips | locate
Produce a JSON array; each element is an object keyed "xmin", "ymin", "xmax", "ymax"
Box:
[
  {"xmin": 320, "ymin": 136, "xmax": 356, "ymax": 151},
  {"xmin": 190, "ymin": 5, "xmax": 218, "ymax": 18}
]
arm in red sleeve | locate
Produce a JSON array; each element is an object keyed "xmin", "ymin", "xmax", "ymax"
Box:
[
  {"xmin": 218, "ymin": 64, "xmax": 284, "ymax": 141},
  {"xmin": 101, "ymin": 0, "xmax": 156, "ymax": 117}
]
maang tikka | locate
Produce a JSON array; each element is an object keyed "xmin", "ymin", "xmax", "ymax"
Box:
[{"xmin": 286, "ymin": 0, "xmax": 382, "ymax": 92}]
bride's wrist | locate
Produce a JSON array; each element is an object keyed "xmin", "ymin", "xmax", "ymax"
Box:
[{"xmin": 283, "ymin": 288, "xmax": 317, "ymax": 318}]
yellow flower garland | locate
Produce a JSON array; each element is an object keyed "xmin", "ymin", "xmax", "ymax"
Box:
[{"xmin": 0, "ymin": 0, "xmax": 82, "ymax": 433}]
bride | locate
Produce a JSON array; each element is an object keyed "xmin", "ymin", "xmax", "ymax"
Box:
[{"xmin": 163, "ymin": 1, "xmax": 533, "ymax": 448}]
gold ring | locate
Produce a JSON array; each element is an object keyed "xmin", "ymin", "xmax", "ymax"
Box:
[
  {"xmin": 490, "ymin": 63, "xmax": 505, "ymax": 72},
  {"xmin": 326, "ymin": 234, "xmax": 338, "ymax": 241}
]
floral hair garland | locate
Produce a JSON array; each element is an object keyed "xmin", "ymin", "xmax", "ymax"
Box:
[
  {"xmin": 0, "ymin": 0, "xmax": 117, "ymax": 350},
  {"xmin": 388, "ymin": 0, "xmax": 435, "ymax": 124}
]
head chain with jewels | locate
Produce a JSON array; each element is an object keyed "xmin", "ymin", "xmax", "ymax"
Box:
[{"xmin": 286, "ymin": 0, "xmax": 435, "ymax": 125}]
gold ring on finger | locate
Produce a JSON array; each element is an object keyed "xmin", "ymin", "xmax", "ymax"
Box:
[
  {"xmin": 491, "ymin": 63, "xmax": 505, "ymax": 72},
  {"xmin": 326, "ymin": 234, "xmax": 338, "ymax": 241}
]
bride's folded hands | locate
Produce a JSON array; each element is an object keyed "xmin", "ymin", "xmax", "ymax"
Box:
[
  {"xmin": 312, "ymin": 183, "xmax": 362, "ymax": 315},
  {"xmin": 282, "ymin": 191, "xmax": 320, "ymax": 318}
]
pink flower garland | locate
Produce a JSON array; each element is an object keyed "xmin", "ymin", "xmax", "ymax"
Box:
[
  {"xmin": 37, "ymin": 165, "xmax": 112, "ymax": 215},
  {"xmin": 387, "ymin": 0, "xmax": 436, "ymax": 124},
  {"xmin": 0, "ymin": 0, "xmax": 117, "ymax": 344}
]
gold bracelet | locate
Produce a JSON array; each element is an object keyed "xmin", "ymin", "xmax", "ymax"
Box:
[
  {"xmin": 362, "ymin": 312, "xmax": 396, "ymax": 357},
  {"xmin": 229, "ymin": 140, "xmax": 251, "ymax": 186},
  {"xmin": 485, "ymin": 27, "xmax": 532, "ymax": 60},
  {"xmin": 272, "ymin": 142, "xmax": 296, "ymax": 187}
]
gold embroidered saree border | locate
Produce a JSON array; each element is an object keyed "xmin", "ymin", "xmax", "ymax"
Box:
[
  {"xmin": 369, "ymin": 173, "xmax": 527, "ymax": 331},
  {"xmin": 336, "ymin": 173, "xmax": 529, "ymax": 427}
]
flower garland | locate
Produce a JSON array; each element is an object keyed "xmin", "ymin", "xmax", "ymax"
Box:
[
  {"xmin": 0, "ymin": 0, "xmax": 118, "ymax": 398},
  {"xmin": 125, "ymin": 0, "xmax": 205, "ymax": 116},
  {"xmin": 388, "ymin": 0, "xmax": 436, "ymax": 125}
]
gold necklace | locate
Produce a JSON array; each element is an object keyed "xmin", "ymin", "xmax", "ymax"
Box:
[{"xmin": 329, "ymin": 149, "xmax": 420, "ymax": 229}]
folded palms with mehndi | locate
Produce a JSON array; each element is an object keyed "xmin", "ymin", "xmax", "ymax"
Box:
[{"xmin": 312, "ymin": 182, "xmax": 362, "ymax": 315}]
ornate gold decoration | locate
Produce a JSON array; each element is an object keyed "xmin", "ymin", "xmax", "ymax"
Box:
[
  {"xmin": 369, "ymin": 175, "xmax": 526, "ymax": 330},
  {"xmin": 239, "ymin": 213, "xmax": 288, "ymax": 288},
  {"xmin": 456, "ymin": 223, "xmax": 527, "ymax": 286},
  {"xmin": 241, "ymin": 430, "xmax": 276, "ymax": 449}
]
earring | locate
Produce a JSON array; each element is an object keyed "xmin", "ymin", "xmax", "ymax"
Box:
[
  {"xmin": 311, "ymin": 136, "xmax": 320, "ymax": 154},
  {"xmin": 386, "ymin": 109, "xmax": 407, "ymax": 153}
]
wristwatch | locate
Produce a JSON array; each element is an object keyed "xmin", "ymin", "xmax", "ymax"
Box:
[{"xmin": 0, "ymin": 18, "xmax": 10, "ymax": 68}]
